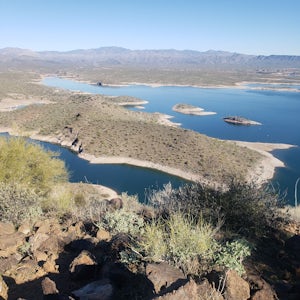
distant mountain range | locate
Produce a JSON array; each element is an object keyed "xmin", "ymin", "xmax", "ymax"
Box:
[{"xmin": 1, "ymin": 47, "xmax": 300, "ymax": 69}]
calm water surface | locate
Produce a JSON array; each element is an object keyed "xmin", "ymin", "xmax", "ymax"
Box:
[{"xmin": 43, "ymin": 77, "xmax": 300, "ymax": 204}]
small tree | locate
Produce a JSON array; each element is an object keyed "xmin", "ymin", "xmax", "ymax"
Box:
[{"xmin": 0, "ymin": 137, "xmax": 68, "ymax": 195}]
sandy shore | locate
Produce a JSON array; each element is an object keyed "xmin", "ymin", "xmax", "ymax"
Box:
[
  {"xmin": 78, "ymin": 152, "xmax": 204, "ymax": 182},
  {"xmin": 232, "ymin": 141, "xmax": 296, "ymax": 184},
  {"xmin": 0, "ymin": 97, "xmax": 51, "ymax": 112},
  {"xmin": 117, "ymin": 100, "xmax": 148, "ymax": 106},
  {"xmin": 154, "ymin": 113, "xmax": 182, "ymax": 127},
  {"xmin": 92, "ymin": 80, "xmax": 300, "ymax": 92}
]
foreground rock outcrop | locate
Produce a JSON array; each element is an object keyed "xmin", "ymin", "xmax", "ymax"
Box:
[{"xmin": 0, "ymin": 217, "xmax": 299, "ymax": 299}]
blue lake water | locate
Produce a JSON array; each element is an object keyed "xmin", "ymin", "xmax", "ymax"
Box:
[{"xmin": 43, "ymin": 77, "xmax": 300, "ymax": 204}]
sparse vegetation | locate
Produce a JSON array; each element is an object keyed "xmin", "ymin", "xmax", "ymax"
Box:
[
  {"xmin": 0, "ymin": 72, "xmax": 263, "ymax": 184},
  {"xmin": 149, "ymin": 180, "xmax": 287, "ymax": 238},
  {"xmin": 43, "ymin": 184, "xmax": 73, "ymax": 215}
]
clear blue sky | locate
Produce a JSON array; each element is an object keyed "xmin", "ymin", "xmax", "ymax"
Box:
[{"xmin": 1, "ymin": 0, "xmax": 299, "ymax": 55}]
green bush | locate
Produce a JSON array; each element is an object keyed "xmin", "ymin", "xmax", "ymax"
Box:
[
  {"xmin": 98, "ymin": 209, "xmax": 145, "ymax": 236},
  {"xmin": 214, "ymin": 238, "xmax": 252, "ymax": 275},
  {"xmin": 0, "ymin": 137, "xmax": 68, "ymax": 195}
]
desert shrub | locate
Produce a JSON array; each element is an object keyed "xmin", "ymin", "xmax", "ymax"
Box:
[
  {"xmin": 120, "ymin": 192, "xmax": 142, "ymax": 211},
  {"xmin": 149, "ymin": 180, "xmax": 285, "ymax": 237},
  {"xmin": 42, "ymin": 184, "xmax": 73, "ymax": 215},
  {"xmin": 74, "ymin": 192, "xmax": 86, "ymax": 207},
  {"xmin": 71, "ymin": 198, "xmax": 108, "ymax": 222},
  {"xmin": 138, "ymin": 219, "xmax": 167, "ymax": 262},
  {"xmin": 214, "ymin": 238, "xmax": 252, "ymax": 275},
  {"xmin": 0, "ymin": 137, "xmax": 68, "ymax": 195},
  {"xmin": 281, "ymin": 205, "xmax": 300, "ymax": 222},
  {"xmin": 98, "ymin": 209, "xmax": 145, "ymax": 236},
  {"xmin": 0, "ymin": 182, "xmax": 42, "ymax": 225},
  {"xmin": 145, "ymin": 182, "xmax": 174, "ymax": 208},
  {"xmin": 138, "ymin": 212, "xmax": 218, "ymax": 275},
  {"xmin": 18, "ymin": 241, "xmax": 31, "ymax": 257}
]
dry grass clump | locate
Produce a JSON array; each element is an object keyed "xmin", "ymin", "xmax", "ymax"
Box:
[
  {"xmin": 42, "ymin": 184, "xmax": 73, "ymax": 216},
  {"xmin": 139, "ymin": 213, "xmax": 218, "ymax": 275}
]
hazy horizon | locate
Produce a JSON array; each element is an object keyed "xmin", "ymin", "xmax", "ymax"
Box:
[
  {"xmin": 1, "ymin": 0, "xmax": 300, "ymax": 56},
  {"xmin": 1, "ymin": 45, "xmax": 300, "ymax": 57}
]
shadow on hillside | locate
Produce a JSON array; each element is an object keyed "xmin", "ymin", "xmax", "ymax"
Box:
[{"xmin": 245, "ymin": 227, "xmax": 300, "ymax": 299}]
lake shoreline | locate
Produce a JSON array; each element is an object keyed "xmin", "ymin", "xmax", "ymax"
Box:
[
  {"xmin": 0, "ymin": 126, "xmax": 295, "ymax": 188},
  {"xmin": 42, "ymin": 74, "xmax": 300, "ymax": 93}
]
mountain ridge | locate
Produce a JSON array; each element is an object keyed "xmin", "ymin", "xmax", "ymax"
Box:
[{"xmin": 1, "ymin": 46, "xmax": 300, "ymax": 69}]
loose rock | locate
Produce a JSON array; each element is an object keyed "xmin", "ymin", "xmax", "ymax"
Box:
[
  {"xmin": 154, "ymin": 279, "xmax": 201, "ymax": 300},
  {"xmin": 42, "ymin": 277, "xmax": 59, "ymax": 295},
  {"xmin": 96, "ymin": 228, "xmax": 111, "ymax": 241},
  {"xmin": 0, "ymin": 232, "xmax": 25, "ymax": 257},
  {"xmin": 224, "ymin": 270, "xmax": 250, "ymax": 300},
  {"xmin": 72, "ymin": 279, "xmax": 113, "ymax": 300},
  {"xmin": 146, "ymin": 262, "xmax": 186, "ymax": 294},
  {"xmin": 69, "ymin": 250, "xmax": 97, "ymax": 280},
  {"xmin": 0, "ymin": 222, "xmax": 15, "ymax": 236},
  {"xmin": 0, "ymin": 275, "xmax": 8, "ymax": 300}
]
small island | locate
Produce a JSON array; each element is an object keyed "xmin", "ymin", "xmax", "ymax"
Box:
[
  {"xmin": 172, "ymin": 103, "xmax": 216, "ymax": 116},
  {"xmin": 223, "ymin": 116, "xmax": 262, "ymax": 125},
  {"xmin": 107, "ymin": 95, "xmax": 148, "ymax": 108}
]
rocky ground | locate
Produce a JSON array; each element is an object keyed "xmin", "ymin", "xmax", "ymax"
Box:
[{"xmin": 0, "ymin": 200, "xmax": 299, "ymax": 300}]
